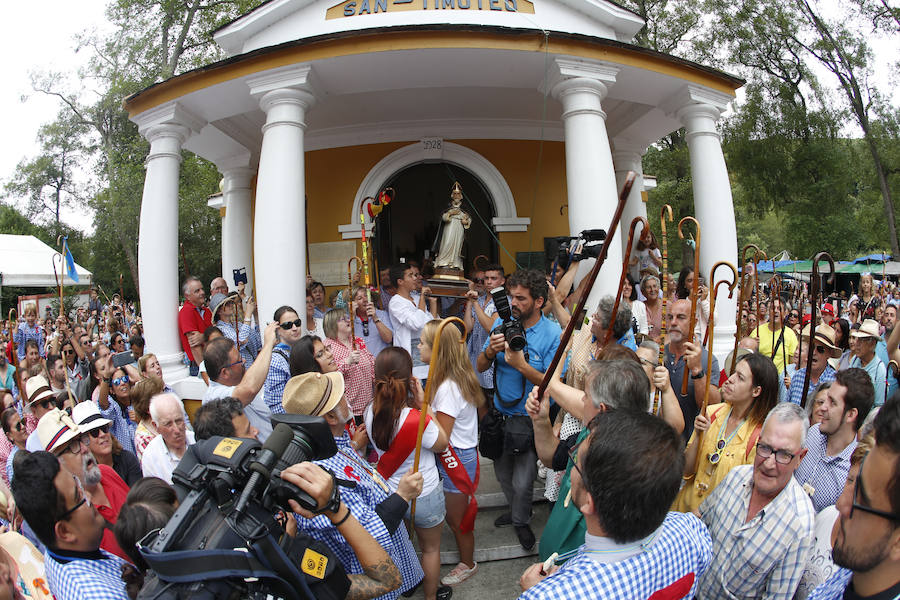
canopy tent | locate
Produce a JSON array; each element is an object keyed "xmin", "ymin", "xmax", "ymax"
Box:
[{"xmin": 0, "ymin": 234, "xmax": 92, "ymax": 312}]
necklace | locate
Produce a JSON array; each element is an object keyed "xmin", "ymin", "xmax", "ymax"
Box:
[{"xmin": 708, "ymin": 407, "xmax": 746, "ymax": 465}]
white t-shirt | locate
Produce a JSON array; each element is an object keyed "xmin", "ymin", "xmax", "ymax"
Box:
[
  {"xmin": 389, "ymin": 293, "xmax": 434, "ymax": 379},
  {"xmin": 795, "ymin": 505, "xmax": 839, "ymax": 600},
  {"xmin": 364, "ymin": 405, "xmax": 440, "ymax": 496},
  {"xmin": 431, "ymin": 380, "xmax": 478, "ymax": 449}
]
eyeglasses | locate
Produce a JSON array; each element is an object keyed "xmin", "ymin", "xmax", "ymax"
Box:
[
  {"xmin": 279, "ymin": 319, "xmax": 302, "ymax": 330},
  {"xmin": 225, "ymin": 359, "xmax": 244, "ymax": 369},
  {"xmin": 814, "ymin": 345, "xmax": 827, "ymax": 354},
  {"xmin": 39, "ymin": 398, "xmax": 56, "ymax": 410},
  {"xmin": 57, "ymin": 475, "xmax": 89, "ymax": 522},
  {"xmin": 566, "ymin": 444, "xmax": 587, "ymax": 486},
  {"xmin": 111, "ymin": 375, "xmax": 130, "ymax": 386},
  {"xmin": 756, "ymin": 442, "xmax": 797, "ymax": 465},
  {"xmin": 473, "ymin": 278, "xmax": 485, "ymax": 284},
  {"xmin": 638, "ymin": 357, "xmax": 657, "ymax": 369},
  {"xmin": 849, "ymin": 454, "xmax": 900, "ymax": 522},
  {"xmin": 87, "ymin": 424, "xmax": 110, "ymax": 438},
  {"xmin": 55, "ymin": 434, "xmax": 90, "ymax": 456}
]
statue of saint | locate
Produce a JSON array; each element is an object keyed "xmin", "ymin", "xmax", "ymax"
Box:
[{"xmin": 434, "ymin": 182, "xmax": 472, "ymax": 271}]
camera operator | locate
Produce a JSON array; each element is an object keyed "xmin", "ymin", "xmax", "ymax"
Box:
[{"xmin": 476, "ymin": 269, "xmax": 561, "ymax": 551}]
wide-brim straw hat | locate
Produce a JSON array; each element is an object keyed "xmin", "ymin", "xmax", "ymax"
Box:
[
  {"xmin": 850, "ymin": 319, "xmax": 883, "ymax": 342},
  {"xmin": 71, "ymin": 401, "xmax": 112, "ymax": 433},
  {"xmin": 37, "ymin": 408, "xmax": 80, "ymax": 453},
  {"xmin": 722, "ymin": 347, "xmax": 754, "ymax": 376},
  {"xmin": 210, "ymin": 292, "xmax": 240, "ymax": 322},
  {"xmin": 801, "ymin": 322, "xmax": 843, "ymax": 358},
  {"xmin": 282, "ymin": 372, "xmax": 345, "ymax": 417},
  {"xmin": 25, "ymin": 375, "xmax": 55, "ymax": 410}
]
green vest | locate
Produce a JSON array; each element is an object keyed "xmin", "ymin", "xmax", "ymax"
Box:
[{"xmin": 538, "ymin": 427, "xmax": 588, "ymax": 562}]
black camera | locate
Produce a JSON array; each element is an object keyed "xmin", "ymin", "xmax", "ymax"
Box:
[
  {"xmin": 490, "ymin": 286, "xmax": 527, "ymax": 352},
  {"xmin": 138, "ymin": 415, "xmax": 349, "ymax": 600}
]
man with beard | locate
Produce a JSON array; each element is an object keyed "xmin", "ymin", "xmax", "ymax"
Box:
[
  {"xmin": 795, "ymin": 368, "xmax": 874, "ymax": 513},
  {"xmin": 141, "ymin": 393, "xmax": 195, "ymax": 484},
  {"xmin": 806, "ymin": 394, "xmax": 900, "ymax": 599},
  {"xmin": 36, "ymin": 408, "xmax": 130, "ymax": 561},
  {"xmin": 788, "ymin": 323, "xmax": 841, "ymax": 406},
  {"xmin": 752, "ymin": 298, "xmax": 798, "ymax": 376}
]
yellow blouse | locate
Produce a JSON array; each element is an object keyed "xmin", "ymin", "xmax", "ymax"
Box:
[{"xmin": 671, "ymin": 403, "xmax": 760, "ymax": 513}]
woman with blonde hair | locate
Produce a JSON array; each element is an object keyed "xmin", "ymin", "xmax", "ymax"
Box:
[{"xmin": 418, "ymin": 320, "xmax": 483, "ymax": 586}]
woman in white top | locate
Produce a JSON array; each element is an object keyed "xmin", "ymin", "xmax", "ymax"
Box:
[
  {"xmin": 365, "ymin": 347, "xmax": 450, "ymax": 600},
  {"xmin": 418, "ymin": 320, "xmax": 483, "ymax": 586}
]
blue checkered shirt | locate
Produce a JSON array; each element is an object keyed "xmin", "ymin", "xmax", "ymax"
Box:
[
  {"xmin": 14, "ymin": 323, "xmax": 45, "ymax": 358},
  {"xmin": 794, "ymin": 423, "xmax": 856, "ymax": 513},
  {"xmin": 698, "ymin": 464, "xmax": 815, "ymax": 600},
  {"xmin": 217, "ymin": 319, "xmax": 262, "ymax": 368},
  {"xmin": 44, "ymin": 548, "xmax": 129, "ymax": 600},
  {"xmin": 519, "ymin": 512, "xmax": 711, "ymax": 600},
  {"xmin": 296, "ymin": 433, "xmax": 423, "ymax": 599},
  {"xmin": 805, "ymin": 568, "xmax": 853, "ymax": 600},
  {"xmin": 263, "ymin": 343, "xmax": 291, "ymax": 415},
  {"xmin": 96, "ymin": 396, "xmax": 137, "ymax": 455},
  {"xmin": 466, "ymin": 296, "xmax": 495, "ymax": 388},
  {"xmin": 788, "ymin": 367, "xmax": 836, "ymax": 405}
]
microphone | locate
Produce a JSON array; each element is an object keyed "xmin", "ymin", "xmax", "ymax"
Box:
[{"xmin": 234, "ymin": 423, "xmax": 293, "ymax": 514}]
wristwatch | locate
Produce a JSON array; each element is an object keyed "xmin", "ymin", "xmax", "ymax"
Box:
[{"xmin": 690, "ymin": 370, "xmax": 705, "ymax": 380}]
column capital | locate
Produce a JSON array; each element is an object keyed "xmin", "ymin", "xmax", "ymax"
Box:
[
  {"xmin": 660, "ymin": 84, "xmax": 733, "ymax": 124},
  {"xmin": 133, "ymin": 102, "xmax": 205, "ymax": 141},
  {"xmin": 546, "ymin": 58, "xmax": 618, "ymax": 121},
  {"xmin": 248, "ymin": 65, "xmax": 318, "ymax": 103},
  {"xmin": 221, "ymin": 167, "xmax": 256, "ymax": 193},
  {"xmin": 611, "ymin": 139, "xmax": 647, "ymax": 170}
]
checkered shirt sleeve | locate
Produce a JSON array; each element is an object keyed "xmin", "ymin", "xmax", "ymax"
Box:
[
  {"xmin": 788, "ymin": 367, "xmax": 836, "ymax": 405},
  {"xmin": 793, "ymin": 423, "xmax": 856, "ymax": 512},
  {"xmin": 45, "ymin": 549, "xmax": 130, "ymax": 600},
  {"xmin": 466, "ymin": 300, "xmax": 494, "ymax": 388},
  {"xmin": 805, "ymin": 568, "xmax": 853, "ymax": 600},
  {"xmin": 325, "ymin": 338, "xmax": 376, "ymax": 416},
  {"xmin": 263, "ymin": 345, "xmax": 291, "ymax": 415},
  {"xmin": 97, "ymin": 397, "xmax": 137, "ymax": 455},
  {"xmin": 699, "ymin": 465, "xmax": 816, "ymax": 600},
  {"xmin": 519, "ymin": 512, "xmax": 712, "ymax": 600}
]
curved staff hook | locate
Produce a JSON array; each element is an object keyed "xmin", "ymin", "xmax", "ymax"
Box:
[
  {"xmin": 52, "ymin": 251, "xmax": 76, "ymax": 408},
  {"xmin": 603, "ymin": 216, "xmax": 648, "ymax": 347},
  {"xmin": 410, "ymin": 316, "xmax": 466, "ymax": 526},
  {"xmin": 347, "ymin": 256, "xmax": 362, "ymax": 350},
  {"xmin": 692, "ymin": 261, "xmax": 738, "ymax": 477},
  {"xmin": 6, "ymin": 308, "xmax": 28, "ymax": 402},
  {"xmin": 735, "ymin": 244, "xmax": 761, "ymax": 373},
  {"xmin": 654, "ymin": 205, "xmax": 674, "ymax": 415},
  {"xmin": 800, "ymin": 252, "xmax": 835, "ymax": 408},
  {"xmin": 752, "ymin": 249, "xmax": 768, "ymax": 333},
  {"xmin": 677, "ymin": 216, "xmax": 701, "ymax": 396}
]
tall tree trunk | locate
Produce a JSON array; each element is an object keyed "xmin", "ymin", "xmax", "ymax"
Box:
[{"xmin": 865, "ymin": 135, "xmax": 900, "ymax": 255}]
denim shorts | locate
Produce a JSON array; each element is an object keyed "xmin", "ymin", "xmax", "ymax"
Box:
[
  {"xmin": 405, "ymin": 482, "xmax": 446, "ymax": 529},
  {"xmin": 438, "ymin": 446, "xmax": 478, "ymax": 494}
]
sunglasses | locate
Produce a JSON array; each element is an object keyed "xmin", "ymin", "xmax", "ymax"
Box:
[
  {"xmin": 111, "ymin": 375, "xmax": 130, "ymax": 386},
  {"xmin": 814, "ymin": 345, "xmax": 827, "ymax": 354},
  {"xmin": 87, "ymin": 424, "xmax": 111, "ymax": 438},
  {"xmin": 279, "ymin": 319, "xmax": 302, "ymax": 330},
  {"xmin": 473, "ymin": 278, "xmax": 485, "ymax": 284},
  {"xmin": 12, "ymin": 420, "xmax": 24, "ymax": 432}
]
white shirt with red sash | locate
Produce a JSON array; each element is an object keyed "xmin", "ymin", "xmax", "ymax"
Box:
[{"xmin": 365, "ymin": 406, "xmax": 441, "ymax": 495}]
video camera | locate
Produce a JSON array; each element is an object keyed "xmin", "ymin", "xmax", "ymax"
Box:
[
  {"xmin": 137, "ymin": 414, "xmax": 351, "ymax": 600},
  {"xmin": 549, "ymin": 228, "xmax": 608, "ymax": 268},
  {"xmin": 490, "ymin": 286, "xmax": 527, "ymax": 352}
]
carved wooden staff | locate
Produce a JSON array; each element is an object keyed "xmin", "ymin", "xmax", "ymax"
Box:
[
  {"xmin": 801, "ymin": 252, "xmax": 835, "ymax": 408},
  {"xmin": 6, "ymin": 309, "xmax": 28, "ymax": 402},
  {"xmin": 347, "ymin": 256, "xmax": 361, "ymax": 350},
  {"xmin": 603, "ymin": 217, "xmax": 648, "ymax": 347},
  {"xmin": 752, "ymin": 249, "xmax": 767, "ymax": 337},
  {"xmin": 410, "ymin": 316, "xmax": 466, "ymax": 526},
  {"xmin": 52, "ymin": 252, "xmax": 76, "ymax": 407},
  {"xmin": 655, "ymin": 205, "xmax": 673, "ymax": 415},
  {"xmin": 678, "ymin": 216, "xmax": 701, "ymax": 396},
  {"xmin": 692, "ymin": 261, "xmax": 738, "ymax": 477},
  {"xmin": 734, "ymin": 244, "xmax": 761, "ymax": 373},
  {"xmin": 360, "ymin": 203, "xmax": 373, "ymax": 304},
  {"xmin": 535, "ymin": 173, "xmax": 636, "ymax": 398}
]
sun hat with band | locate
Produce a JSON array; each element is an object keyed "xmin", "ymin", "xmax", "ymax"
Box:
[
  {"xmin": 800, "ymin": 322, "xmax": 843, "ymax": 359},
  {"xmin": 282, "ymin": 372, "xmax": 345, "ymax": 417},
  {"xmin": 24, "ymin": 375, "xmax": 55, "ymax": 411},
  {"xmin": 36, "ymin": 408, "xmax": 81, "ymax": 453},
  {"xmin": 72, "ymin": 401, "xmax": 112, "ymax": 434},
  {"xmin": 210, "ymin": 292, "xmax": 241, "ymax": 322},
  {"xmin": 850, "ymin": 319, "xmax": 883, "ymax": 342}
]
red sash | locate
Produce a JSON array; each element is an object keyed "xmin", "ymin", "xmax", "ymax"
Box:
[
  {"xmin": 377, "ymin": 410, "xmax": 431, "ymax": 479},
  {"xmin": 439, "ymin": 445, "xmax": 480, "ymax": 533}
]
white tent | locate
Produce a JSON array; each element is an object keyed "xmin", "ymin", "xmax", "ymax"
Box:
[{"xmin": 0, "ymin": 234, "xmax": 92, "ymax": 311}]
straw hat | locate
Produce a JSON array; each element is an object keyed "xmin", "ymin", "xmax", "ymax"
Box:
[
  {"xmin": 24, "ymin": 375, "xmax": 55, "ymax": 410},
  {"xmin": 72, "ymin": 401, "xmax": 112, "ymax": 434},
  {"xmin": 210, "ymin": 292, "xmax": 240, "ymax": 322},
  {"xmin": 37, "ymin": 408, "xmax": 81, "ymax": 453},
  {"xmin": 282, "ymin": 372, "xmax": 345, "ymax": 417},
  {"xmin": 722, "ymin": 347, "xmax": 754, "ymax": 376},
  {"xmin": 850, "ymin": 319, "xmax": 883, "ymax": 341},
  {"xmin": 800, "ymin": 323, "xmax": 843, "ymax": 358}
]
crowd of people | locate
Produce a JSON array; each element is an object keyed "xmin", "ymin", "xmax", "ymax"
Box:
[{"xmin": 0, "ymin": 253, "xmax": 897, "ymax": 600}]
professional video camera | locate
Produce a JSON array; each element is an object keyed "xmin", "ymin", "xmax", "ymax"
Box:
[
  {"xmin": 549, "ymin": 228, "xmax": 608, "ymax": 268},
  {"xmin": 137, "ymin": 414, "xmax": 352, "ymax": 600},
  {"xmin": 490, "ymin": 286, "xmax": 527, "ymax": 351}
]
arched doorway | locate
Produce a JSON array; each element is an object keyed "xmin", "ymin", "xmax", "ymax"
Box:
[{"xmin": 374, "ymin": 163, "xmax": 497, "ymax": 274}]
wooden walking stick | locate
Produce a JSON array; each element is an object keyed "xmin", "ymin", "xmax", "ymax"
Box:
[
  {"xmin": 678, "ymin": 216, "xmax": 701, "ymax": 396},
  {"xmin": 347, "ymin": 256, "xmax": 361, "ymax": 350},
  {"xmin": 887, "ymin": 360, "xmax": 898, "ymax": 406},
  {"xmin": 801, "ymin": 252, "xmax": 835, "ymax": 408},
  {"xmin": 731, "ymin": 270, "xmax": 754, "ymax": 376},
  {"xmin": 691, "ymin": 261, "xmax": 738, "ymax": 477},
  {"xmin": 603, "ymin": 216, "xmax": 648, "ymax": 347},
  {"xmin": 410, "ymin": 316, "xmax": 466, "ymax": 526},
  {"xmin": 6, "ymin": 309, "xmax": 28, "ymax": 403},
  {"xmin": 52, "ymin": 252, "xmax": 76, "ymax": 408},
  {"xmin": 655, "ymin": 205, "xmax": 674, "ymax": 415},
  {"xmin": 180, "ymin": 243, "xmax": 190, "ymax": 279},
  {"xmin": 535, "ymin": 173, "xmax": 636, "ymax": 398}
]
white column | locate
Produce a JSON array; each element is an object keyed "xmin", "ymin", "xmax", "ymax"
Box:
[
  {"xmin": 550, "ymin": 58, "xmax": 621, "ymax": 311},
  {"xmin": 248, "ymin": 66, "xmax": 316, "ymax": 325},
  {"xmin": 612, "ymin": 142, "xmax": 647, "ymax": 262},
  {"xmin": 218, "ymin": 163, "xmax": 255, "ymax": 298},
  {"xmin": 135, "ymin": 104, "xmax": 204, "ymax": 383},
  {"xmin": 669, "ymin": 86, "xmax": 738, "ymax": 362}
]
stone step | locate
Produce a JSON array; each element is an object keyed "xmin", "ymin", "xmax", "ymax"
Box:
[{"xmin": 437, "ymin": 501, "xmax": 551, "ymax": 565}]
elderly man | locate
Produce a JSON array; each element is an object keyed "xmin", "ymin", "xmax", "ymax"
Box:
[
  {"xmin": 37, "ymin": 408, "xmax": 130, "ymax": 560},
  {"xmin": 518, "ymin": 410, "xmax": 712, "ymax": 599},
  {"xmin": 193, "ymin": 397, "xmax": 259, "ymax": 441},
  {"xmin": 850, "ymin": 320, "xmax": 888, "ymax": 405},
  {"xmin": 24, "ymin": 375, "xmax": 59, "ymax": 451},
  {"xmin": 697, "ymin": 403, "xmax": 815, "ymax": 600},
  {"xmin": 177, "ymin": 276, "xmax": 212, "ymax": 376},
  {"xmin": 795, "ymin": 368, "xmax": 874, "ymax": 513},
  {"xmin": 788, "ymin": 323, "xmax": 841, "ymax": 405},
  {"xmin": 11, "ymin": 451, "xmax": 129, "ymax": 600},
  {"xmin": 141, "ymin": 393, "xmax": 195, "ymax": 484},
  {"xmin": 209, "ymin": 276, "xmax": 229, "ymax": 297},
  {"xmin": 202, "ymin": 323, "xmax": 278, "ymax": 442},
  {"xmin": 805, "ymin": 395, "xmax": 900, "ymax": 600}
]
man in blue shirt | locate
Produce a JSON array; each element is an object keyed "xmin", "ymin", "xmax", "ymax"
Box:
[{"xmin": 477, "ymin": 269, "xmax": 561, "ymax": 551}]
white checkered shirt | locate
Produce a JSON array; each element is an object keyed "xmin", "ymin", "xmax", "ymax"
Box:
[
  {"xmin": 805, "ymin": 568, "xmax": 853, "ymax": 600},
  {"xmin": 518, "ymin": 512, "xmax": 712, "ymax": 600},
  {"xmin": 44, "ymin": 549, "xmax": 129, "ymax": 600},
  {"xmin": 793, "ymin": 423, "xmax": 856, "ymax": 513},
  {"xmin": 263, "ymin": 343, "xmax": 291, "ymax": 415},
  {"xmin": 698, "ymin": 464, "xmax": 815, "ymax": 600}
]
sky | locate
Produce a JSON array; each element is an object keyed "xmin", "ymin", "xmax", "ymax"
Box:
[{"xmin": 0, "ymin": 0, "xmax": 897, "ymax": 236}]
